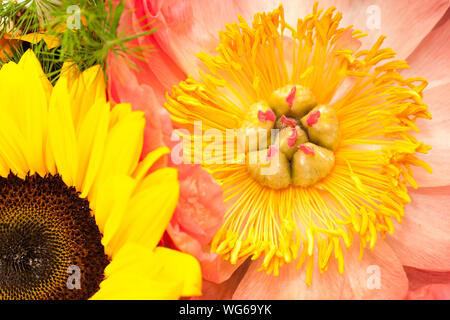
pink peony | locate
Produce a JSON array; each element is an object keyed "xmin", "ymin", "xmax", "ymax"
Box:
[
  {"xmin": 107, "ymin": 0, "xmax": 229, "ymax": 283},
  {"xmin": 108, "ymin": 0, "xmax": 450, "ymax": 299}
]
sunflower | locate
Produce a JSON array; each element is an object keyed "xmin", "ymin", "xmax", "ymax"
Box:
[
  {"xmin": 0, "ymin": 50, "xmax": 201, "ymax": 300},
  {"xmin": 164, "ymin": 4, "xmax": 432, "ymax": 286}
]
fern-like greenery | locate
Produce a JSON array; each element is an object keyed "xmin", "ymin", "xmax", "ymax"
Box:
[{"xmin": 0, "ymin": 0, "xmax": 155, "ymax": 83}]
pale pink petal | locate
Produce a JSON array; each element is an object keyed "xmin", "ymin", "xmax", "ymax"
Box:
[
  {"xmin": 385, "ymin": 186, "xmax": 450, "ymax": 271},
  {"xmin": 233, "ymin": 238, "xmax": 407, "ymax": 299},
  {"xmin": 404, "ymin": 266, "xmax": 450, "ymax": 291},
  {"xmin": 340, "ymin": 238, "xmax": 408, "ymax": 299},
  {"xmin": 171, "ymin": 165, "xmax": 224, "ymax": 245},
  {"xmin": 332, "ymin": 0, "xmax": 450, "ymax": 60},
  {"xmin": 145, "ymin": 0, "xmax": 449, "ymax": 65},
  {"xmin": 136, "ymin": 0, "xmax": 353, "ymax": 81},
  {"xmin": 141, "ymin": 0, "xmax": 289, "ymax": 77},
  {"xmin": 404, "ymin": 267, "xmax": 450, "ymax": 299},
  {"xmin": 232, "ymin": 257, "xmax": 345, "ymax": 300},
  {"xmin": 413, "ymin": 88, "xmax": 450, "ymax": 187},
  {"xmin": 116, "ymin": 0, "xmax": 449, "ymax": 105},
  {"xmin": 404, "ymin": 8, "xmax": 450, "ymax": 88},
  {"xmin": 114, "ymin": 0, "xmax": 449, "ymax": 109},
  {"xmin": 273, "ymin": 0, "xmax": 449, "ymax": 60},
  {"xmin": 406, "ymin": 284, "xmax": 450, "ymax": 300},
  {"xmin": 402, "ymin": 9, "xmax": 450, "ymax": 187}
]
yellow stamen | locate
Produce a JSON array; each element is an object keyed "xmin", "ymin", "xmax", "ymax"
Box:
[{"xmin": 164, "ymin": 3, "xmax": 431, "ymax": 284}]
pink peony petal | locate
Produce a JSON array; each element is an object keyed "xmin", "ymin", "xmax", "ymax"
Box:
[
  {"xmin": 404, "ymin": 267, "xmax": 450, "ymax": 299},
  {"xmin": 406, "ymin": 283, "xmax": 450, "ymax": 300},
  {"xmin": 107, "ymin": 52, "xmax": 167, "ymax": 158},
  {"xmin": 164, "ymin": 164, "xmax": 235, "ymax": 283},
  {"xmin": 402, "ymin": 9, "xmax": 450, "ymax": 187},
  {"xmin": 273, "ymin": 0, "xmax": 448, "ymax": 59},
  {"xmin": 232, "ymin": 257, "xmax": 345, "ymax": 300},
  {"xmin": 109, "ymin": 6, "xmax": 229, "ymax": 282},
  {"xmin": 404, "ymin": 266, "xmax": 450, "ymax": 291},
  {"xmin": 404, "ymin": 8, "xmax": 450, "ymax": 89},
  {"xmin": 108, "ymin": 0, "xmax": 189, "ymax": 105},
  {"xmin": 171, "ymin": 165, "xmax": 224, "ymax": 245},
  {"xmin": 340, "ymin": 238, "xmax": 408, "ymax": 299},
  {"xmin": 385, "ymin": 186, "xmax": 450, "ymax": 272},
  {"xmin": 413, "ymin": 89, "xmax": 450, "ymax": 188},
  {"xmin": 136, "ymin": 0, "xmax": 281, "ymax": 78},
  {"xmin": 330, "ymin": 0, "xmax": 450, "ymax": 60},
  {"xmin": 232, "ymin": 238, "xmax": 407, "ymax": 299}
]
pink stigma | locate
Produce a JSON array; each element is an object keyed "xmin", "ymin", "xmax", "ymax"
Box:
[
  {"xmin": 286, "ymin": 86, "xmax": 296, "ymax": 108},
  {"xmin": 306, "ymin": 110, "xmax": 321, "ymax": 126},
  {"xmin": 287, "ymin": 128, "xmax": 298, "ymax": 148},
  {"xmin": 258, "ymin": 109, "xmax": 276, "ymax": 123},
  {"xmin": 299, "ymin": 144, "xmax": 315, "ymax": 156},
  {"xmin": 281, "ymin": 115, "xmax": 296, "ymax": 127}
]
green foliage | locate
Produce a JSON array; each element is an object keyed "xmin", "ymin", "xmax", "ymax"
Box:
[
  {"xmin": 48, "ymin": 0, "xmax": 155, "ymax": 74},
  {"xmin": 0, "ymin": 0, "xmax": 56, "ymax": 35},
  {"xmin": 0, "ymin": 0, "xmax": 155, "ymax": 83}
]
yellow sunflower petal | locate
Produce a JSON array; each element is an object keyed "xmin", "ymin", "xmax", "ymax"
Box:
[
  {"xmin": 0, "ymin": 155, "xmax": 9, "ymax": 177},
  {"xmin": 151, "ymin": 246, "xmax": 202, "ymax": 297},
  {"xmin": 106, "ymin": 167, "xmax": 179, "ymax": 253},
  {"xmin": 48, "ymin": 77, "xmax": 79, "ymax": 187},
  {"xmin": 93, "ymin": 175, "xmax": 136, "ymax": 248},
  {"xmin": 18, "ymin": 50, "xmax": 52, "ymax": 176},
  {"xmin": 133, "ymin": 146, "xmax": 171, "ymax": 181},
  {"xmin": 18, "ymin": 50, "xmax": 53, "ymax": 97},
  {"xmin": 0, "ymin": 112, "xmax": 29, "ymax": 176},
  {"xmin": 109, "ymin": 103, "xmax": 132, "ymax": 127},
  {"xmin": 0, "ymin": 52, "xmax": 51, "ymax": 176},
  {"xmin": 76, "ymin": 99, "xmax": 110, "ymax": 196},
  {"xmin": 91, "ymin": 243, "xmax": 189, "ymax": 300},
  {"xmin": 64, "ymin": 65, "xmax": 107, "ymax": 123},
  {"xmin": 0, "ymin": 50, "xmax": 199, "ymax": 300},
  {"xmin": 90, "ymin": 110, "xmax": 145, "ymax": 199}
]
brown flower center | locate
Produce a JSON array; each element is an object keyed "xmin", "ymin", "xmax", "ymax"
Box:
[{"xmin": 0, "ymin": 173, "xmax": 109, "ymax": 300}]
